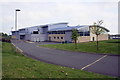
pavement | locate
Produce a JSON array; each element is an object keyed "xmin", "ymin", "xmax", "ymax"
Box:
[{"xmin": 11, "ymin": 40, "xmax": 119, "ymax": 77}]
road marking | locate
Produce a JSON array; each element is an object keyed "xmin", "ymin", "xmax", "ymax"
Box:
[
  {"xmin": 26, "ymin": 41, "xmax": 34, "ymax": 43},
  {"xmin": 12, "ymin": 43, "xmax": 23, "ymax": 53},
  {"xmin": 11, "ymin": 43, "xmax": 16, "ymax": 47},
  {"xmin": 81, "ymin": 55, "xmax": 107, "ymax": 70},
  {"xmin": 36, "ymin": 45, "xmax": 40, "ymax": 48},
  {"xmin": 16, "ymin": 47, "xmax": 23, "ymax": 53}
]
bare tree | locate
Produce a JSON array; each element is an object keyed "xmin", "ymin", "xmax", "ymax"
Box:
[{"xmin": 90, "ymin": 20, "xmax": 105, "ymax": 50}]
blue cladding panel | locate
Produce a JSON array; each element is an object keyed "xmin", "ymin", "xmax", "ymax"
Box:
[{"xmin": 49, "ymin": 25, "xmax": 88, "ymax": 31}]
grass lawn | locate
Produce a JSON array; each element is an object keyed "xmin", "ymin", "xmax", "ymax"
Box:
[
  {"xmin": 2, "ymin": 42, "xmax": 114, "ymax": 78},
  {"xmin": 40, "ymin": 39, "xmax": 119, "ymax": 55}
]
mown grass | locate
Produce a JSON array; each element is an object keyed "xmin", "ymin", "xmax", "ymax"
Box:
[
  {"xmin": 40, "ymin": 39, "xmax": 119, "ymax": 55},
  {"xmin": 2, "ymin": 42, "xmax": 114, "ymax": 78}
]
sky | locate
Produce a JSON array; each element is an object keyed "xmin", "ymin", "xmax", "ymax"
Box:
[{"xmin": 0, "ymin": 0, "xmax": 119, "ymax": 35}]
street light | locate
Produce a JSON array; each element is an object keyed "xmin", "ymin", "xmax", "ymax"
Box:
[{"xmin": 15, "ymin": 9, "xmax": 20, "ymax": 31}]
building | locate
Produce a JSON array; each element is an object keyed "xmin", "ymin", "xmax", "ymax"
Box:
[
  {"xmin": 11, "ymin": 23, "xmax": 68, "ymax": 42},
  {"xmin": 12, "ymin": 25, "xmax": 48, "ymax": 42},
  {"xmin": 109, "ymin": 34, "xmax": 120, "ymax": 39},
  {"xmin": 12, "ymin": 23, "xmax": 110, "ymax": 43},
  {"xmin": 48, "ymin": 25, "xmax": 110, "ymax": 43}
]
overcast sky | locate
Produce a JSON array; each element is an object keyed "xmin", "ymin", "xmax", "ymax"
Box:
[{"xmin": 0, "ymin": 0, "xmax": 119, "ymax": 35}]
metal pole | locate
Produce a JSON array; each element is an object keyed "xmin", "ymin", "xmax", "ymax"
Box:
[
  {"xmin": 15, "ymin": 9, "xmax": 20, "ymax": 31},
  {"xmin": 15, "ymin": 10, "xmax": 17, "ymax": 31}
]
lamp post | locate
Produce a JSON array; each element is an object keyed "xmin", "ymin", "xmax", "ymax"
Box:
[{"xmin": 15, "ymin": 9, "xmax": 20, "ymax": 31}]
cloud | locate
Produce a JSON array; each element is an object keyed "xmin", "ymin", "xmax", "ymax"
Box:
[
  {"xmin": 0, "ymin": 1, "xmax": 118, "ymax": 34},
  {"xmin": 0, "ymin": 0, "xmax": 119, "ymax": 2}
]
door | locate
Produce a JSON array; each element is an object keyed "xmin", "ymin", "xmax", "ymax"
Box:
[
  {"xmin": 20, "ymin": 35, "xmax": 25, "ymax": 40},
  {"xmin": 49, "ymin": 37, "xmax": 51, "ymax": 41},
  {"xmin": 93, "ymin": 37, "xmax": 95, "ymax": 41}
]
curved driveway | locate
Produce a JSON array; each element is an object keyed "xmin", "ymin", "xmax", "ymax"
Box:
[{"xmin": 12, "ymin": 40, "xmax": 119, "ymax": 77}]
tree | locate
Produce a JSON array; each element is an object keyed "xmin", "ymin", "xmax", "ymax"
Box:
[
  {"xmin": 71, "ymin": 29, "xmax": 79, "ymax": 49},
  {"xmin": 0, "ymin": 32, "xmax": 11, "ymax": 43},
  {"xmin": 90, "ymin": 20, "xmax": 105, "ymax": 50}
]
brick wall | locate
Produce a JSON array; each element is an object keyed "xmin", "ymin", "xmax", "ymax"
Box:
[
  {"xmin": 48, "ymin": 33, "xmax": 109, "ymax": 42},
  {"xmin": 77, "ymin": 34, "xmax": 109, "ymax": 43},
  {"xmin": 48, "ymin": 34, "xmax": 65, "ymax": 42},
  {"xmin": 98, "ymin": 34, "xmax": 109, "ymax": 41},
  {"xmin": 77, "ymin": 36, "xmax": 90, "ymax": 43}
]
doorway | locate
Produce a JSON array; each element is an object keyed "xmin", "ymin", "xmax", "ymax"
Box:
[
  {"xmin": 93, "ymin": 37, "xmax": 95, "ymax": 41},
  {"xmin": 20, "ymin": 35, "xmax": 25, "ymax": 40},
  {"xmin": 48, "ymin": 37, "xmax": 51, "ymax": 41}
]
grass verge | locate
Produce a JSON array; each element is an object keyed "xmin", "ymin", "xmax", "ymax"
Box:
[
  {"xmin": 40, "ymin": 39, "xmax": 119, "ymax": 55},
  {"xmin": 2, "ymin": 42, "xmax": 114, "ymax": 78}
]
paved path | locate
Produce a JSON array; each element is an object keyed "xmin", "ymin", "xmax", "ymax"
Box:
[{"xmin": 12, "ymin": 40, "xmax": 119, "ymax": 77}]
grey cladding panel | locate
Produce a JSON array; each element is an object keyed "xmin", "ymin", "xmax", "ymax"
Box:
[{"xmin": 65, "ymin": 31, "xmax": 72, "ymax": 42}]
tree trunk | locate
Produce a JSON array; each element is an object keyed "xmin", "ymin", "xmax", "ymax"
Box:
[
  {"xmin": 96, "ymin": 35, "xmax": 99, "ymax": 50},
  {"xmin": 75, "ymin": 40, "xmax": 77, "ymax": 49}
]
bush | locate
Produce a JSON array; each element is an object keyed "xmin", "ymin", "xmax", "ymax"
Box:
[{"xmin": 1, "ymin": 38, "xmax": 11, "ymax": 43}]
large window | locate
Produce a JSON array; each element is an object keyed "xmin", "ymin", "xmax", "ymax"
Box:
[
  {"xmin": 41, "ymin": 26, "xmax": 48, "ymax": 34},
  {"xmin": 48, "ymin": 32, "xmax": 52, "ymax": 34},
  {"xmin": 79, "ymin": 31, "xmax": 90, "ymax": 36},
  {"xmin": 60, "ymin": 31, "xmax": 65, "ymax": 34},
  {"xmin": 84, "ymin": 31, "xmax": 90, "ymax": 36},
  {"xmin": 79, "ymin": 32, "xmax": 84, "ymax": 36},
  {"xmin": 33, "ymin": 31, "xmax": 38, "ymax": 34},
  {"xmin": 48, "ymin": 31, "xmax": 65, "ymax": 34}
]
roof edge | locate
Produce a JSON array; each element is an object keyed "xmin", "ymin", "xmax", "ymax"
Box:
[{"xmin": 89, "ymin": 25, "xmax": 110, "ymax": 32}]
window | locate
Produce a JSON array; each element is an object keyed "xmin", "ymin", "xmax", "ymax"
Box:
[
  {"xmin": 42, "ymin": 28, "xmax": 46, "ymax": 34},
  {"xmin": 41, "ymin": 26, "xmax": 48, "ymax": 34},
  {"xmin": 55, "ymin": 31, "xmax": 57, "ymax": 34},
  {"xmin": 84, "ymin": 31, "xmax": 90, "ymax": 36},
  {"xmin": 57, "ymin": 31, "xmax": 60, "ymax": 34},
  {"xmin": 79, "ymin": 31, "xmax": 90, "ymax": 36},
  {"xmin": 60, "ymin": 31, "xmax": 64, "ymax": 34},
  {"xmin": 33, "ymin": 31, "xmax": 38, "ymax": 34},
  {"xmin": 59, "ymin": 31, "xmax": 65, "ymax": 34},
  {"xmin": 57, "ymin": 37, "xmax": 59, "ymax": 39},
  {"xmin": 63, "ymin": 31, "xmax": 65, "ymax": 34},
  {"xmin": 49, "ymin": 32, "xmax": 52, "ymax": 34},
  {"xmin": 79, "ymin": 32, "xmax": 84, "ymax": 36},
  {"xmin": 61, "ymin": 37, "xmax": 63, "ymax": 39},
  {"xmin": 54, "ymin": 37, "xmax": 56, "ymax": 39},
  {"xmin": 48, "ymin": 31, "xmax": 65, "ymax": 34}
]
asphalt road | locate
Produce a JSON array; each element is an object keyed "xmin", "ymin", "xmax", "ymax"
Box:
[{"xmin": 11, "ymin": 40, "xmax": 119, "ymax": 77}]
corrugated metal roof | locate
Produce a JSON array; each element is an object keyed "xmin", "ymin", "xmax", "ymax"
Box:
[
  {"xmin": 48, "ymin": 25, "xmax": 89, "ymax": 31},
  {"xmin": 19, "ymin": 23, "xmax": 67, "ymax": 30}
]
